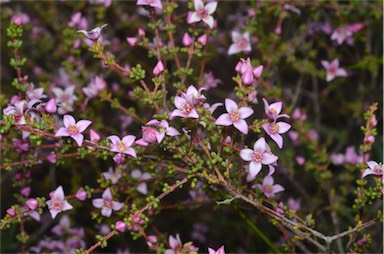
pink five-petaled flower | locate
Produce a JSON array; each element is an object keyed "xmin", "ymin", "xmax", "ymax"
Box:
[
  {"xmin": 362, "ymin": 161, "xmax": 383, "ymax": 178},
  {"xmin": 55, "ymin": 115, "xmax": 92, "ymax": 147},
  {"xmin": 208, "ymin": 245, "xmax": 225, "ymax": 254},
  {"xmin": 228, "ymin": 31, "xmax": 251, "ymax": 55},
  {"xmin": 146, "ymin": 119, "xmax": 180, "ymax": 143},
  {"xmin": 262, "ymin": 98, "xmax": 290, "ymax": 121},
  {"xmin": 240, "ymin": 137, "xmax": 278, "ymax": 178},
  {"xmin": 136, "ymin": 0, "xmax": 163, "ymax": 9},
  {"xmin": 92, "ymin": 188, "xmax": 123, "ymax": 217},
  {"xmin": 235, "ymin": 58, "xmax": 263, "ymax": 85},
  {"xmin": 107, "ymin": 135, "xmax": 137, "ymax": 157},
  {"xmin": 321, "ymin": 59, "xmax": 347, "ymax": 82},
  {"xmin": 189, "ymin": 0, "xmax": 218, "ymax": 29},
  {"xmin": 256, "ymin": 175, "xmax": 285, "ymax": 198},
  {"xmin": 164, "ymin": 234, "xmax": 182, "ymax": 254},
  {"xmin": 46, "ymin": 186, "xmax": 73, "ymax": 219},
  {"xmin": 215, "ymin": 99, "xmax": 254, "ymax": 134},
  {"xmin": 262, "ymin": 121, "xmax": 291, "ymax": 149},
  {"xmin": 77, "ymin": 24, "xmax": 108, "ymax": 42},
  {"xmin": 170, "ymin": 94, "xmax": 199, "ymax": 119}
]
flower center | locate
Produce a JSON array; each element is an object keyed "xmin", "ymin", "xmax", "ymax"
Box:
[
  {"xmin": 328, "ymin": 66, "xmax": 337, "ymax": 74},
  {"xmin": 104, "ymin": 199, "xmax": 112, "ymax": 208},
  {"xmin": 197, "ymin": 7, "xmax": 208, "ymax": 19},
  {"xmin": 269, "ymin": 108, "xmax": 277, "ymax": 115},
  {"xmin": 146, "ymin": 0, "xmax": 154, "ymax": 3},
  {"xmin": 268, "ymin": 124, "xmax": 280, "ymax": 134},
  {"xmin": 60, "ymin": 94, "xmax": 70, "ymax": 102},
  {"xmin": 229, "ymin": 110, "xmax": 240, "ymax": 122},
  {"xmin": 52, "ymin": 198, "xmax": 63, "ymax": 210},
  {"xmin": 182, "ymin": 103, "xmax": 193, "ymax": 115},
  {"xmin": 68, "ymin": 124, "xmax": 79, "ymax": 135},
  {"xmin": 252, "ymin": 151, "xmax": 263, "ymax": 162},
  {"xmin": 118, "ymin": 141, "xmax": 127, "ymax": 152},
  {"xmin": 263, "ymin": 184, "xmax": 272, "ymax": 194},
  {"xmin": 237, "ymin": 37, "xmax": 247, "ymax": 49},
  {"xmin": 14, "ymin": 114, "xmax": 22, "ymax": 123},
  {"xmin": 374, "ymin": 165, "xmax": 383, "ymax": 174}
]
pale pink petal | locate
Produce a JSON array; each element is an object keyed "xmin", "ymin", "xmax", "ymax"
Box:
[
  {"xmin": 122, "ymin": 135, "xmax": 136, "ymax": 147},
  {"xmin": 55, "ymin": 127, "xmax": 70, "ymax": 137},
  {"xmin": 331, "ymin": 59, "xmax": 339, "ymax": 67},
  {"xmin": 367, "ymin": 161, "xmax": 378, "ymax": 170},
  {"xmin": 362, "ymin": 169, "xmax": 374, "ymax": 178},
  {"xmin": 189, "ymin": 12, "xmax": 201, "ymax": 23},
  {"xmin": 76, "ymin": 120, "xmax": 92, "ymax": 132},
  {"xmin": 147, "ymin": 119, "xmax": 160, "ymax": 126},
  {"xmin": 166, "ymin": 127, "xmax": 180, "ymax": 137},
  {"xmin": 270, "ymin": 133, "xmax": 283, "ymax": 149},
  {"xmin": 135, "ymin": 139, "xmax": 149, "ymax": 147},
  {"xmin": 112, "ymin": 201, "xmax": 123, "ymax": 211},
  {"xmin": 208, "ymin": 248, "xmax": 216, "ymax": 254},
  {"xmin": 228, "ymin": 44, "xmax": 240, "ymax": 55},
  {"xmin": 253, "ymin": 65, "xmax": 263, "ymax": 78},
  {"xmin": 156, "ymin": 132, "xmax": 166, "ymax": 143},
  {"xmin": 249, "ymin": 161, "xmax": 262, "ymax": 178},
  {"xmin": 188, "ymin": 109, "xmax": 199, "ymax": 118},
  {"xmin": 238, "ymin": 107, "xmax": 254, "ymax": 119},
  {"xmin": 224, "ymin": 99, "xmax": 238, "ymax": 113},
  {"xmin": 71, "ymin": 133, "xmax": 84, "ymax": 146},
  {"xmin": 272, "ymin": 184, "xmax": 285, "ymax": 194},
  {"xmin": 268, "ymin": 165, "xmax": 276, "ymax": 175},
  {"xmin": 62, "ymin": 201, "xmax": 73, "ymax": 211},
  {"xmin": 253, "ymin": 138, "xmax": 266, "ymax": 152},
  {"xmin": 54, "ymin": 186, "xmax": 65, "ymax": 200},
  {"xmin": 102, "ymin": 188, "xmax": 112, "ymax": 200},
  {"xmin": 186, "ymin": 85, "xmax": 198, "ymax": 96},
  {"xmin": 215, "ymin": 113, "xmax": 232, "ymax": 126},
  {"xmin": 321, "ymin": 60, "xmax": 330, "ymax": 69},
  {"xmin": 240, "ymin": 148, "xmax": 253, "ymax": 161},
  {"xmin": 336, "ymin": 68, "xmax": 347, "ymax": 77},
  {"xmin": 262, "ymin": 153, "xmax": 278, "ymax": 165},
  {"xmin": 193, "ymin": 0, "xmax": 204, "ymax": 9},
  {"xmin": 263, "ymin": 175, "xmax": 274, "ymax": 185},
  {"xmin": 137, "ymin": 183, "xmax": 148, "ymax": 195},
  {"xmin": 131, "ymin": 169, "xmax": 142, "ymax": 178},
  {"xmin": 326, "ymin": 73, "xmax": 335, "ymax": 82},
  {"xmin": 202, "ymin": 15, "xmax": 214, "ymax": 29},
  {"xmin": 174, "ymin": 96, "xmax": 185, "ymax": 108},
  {"xmin": 151, "ymin": 0, "xmax": 163, "ymax": 9},
  {"xmin": 269, "ymin": 102, "xmax": 282, "ymax": 114},
  {"xmin": 262, "ymin": 123, "xmax": 271, "ymax": 135},
  {"xmin": 63, "ymin": 115, "xmax": 76, "ymax": 127},
  {"xmin": 231, "ymin": 31, "xmax": 241, "ymax": 42},
  {"xmin": 170, "ymin": 109, "xmax": 186, "ymax": 118},
  {"xmin": 101, "ymin": 207, "xmax": 112, "ymax": 217},
  {"xmin": 277, "ymin": 122, "xmax": 291, "ymax": 134},
  {"xmin": 124, "ymin": 147, "xmax": 137, "ymax": 157},
  {"xmin": 137, "ymin": 0, "xmax": 148, "ymax": 5},
  {"xmin": 50, "ymin": 209, "xmax": 61, "ymax": 219},
  {"xmin": 205, "ymin": 2, "xmax": 217, "ymax": 14},
  {"xmin": 233, "ymin": 119, "xmax": 248, "ymax": 134}
]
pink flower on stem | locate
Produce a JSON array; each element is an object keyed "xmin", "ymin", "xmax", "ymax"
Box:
[
  {"xmin": 208, "ymin": 245, "xmax": 225, "ymax": 254},
  {"xmin": 77, "ymin": 24, "xmax": 108, "ymax": 42},
  {"xmin": 55, "ymin": 115, "xmax": 92, "ymax": 147},
  {"xmin": 107, "ymin": 135, "xmax": 137, "ymax": 157},
  {"xmin": 236, "ymin": 58, "xmax": 263, "ymax": 85},
  {"xmin": 262, "ymin": 121, "xmax": 291, "ymax": 149},
  {"xmin": 182, "ymin": 33, "xmax": 193, "ymax": 46},
  {"xmin": 145, "ymin": 119, "xmax": 180, "ymax": 143},
  {"xmin": 189, "ymin": 0, "xmax": 218, "ymax": 29},
  {"xmin": 136, "ymin": 0, "xmax": 163, "ymax": 9},
  {"xmin": 228, "ymin": 31, "xmax": 251, "ymax": 55},
  {"xmin": 256, "ymin": 176, "xmax": 285, "ymax": 198},
  {"xmin": 153, "ymin": 60, "xmax": 164, "ymax": 75},
  {"xmin": 115, "ymin": 221, "xmax": 126, "ymax": 232},
  {"xmin": 52, "ymin": 85, "xmax": 78, "ymax": 105},
  {"xmin": 165, "ymin": 234, "xmax": 182, "ymax": 254},
  {"xmin": 321, "ymin": 59, "xmax": 347, "ymax": 82},
  {"xmin": 26, "ymin": 198, "xmax": 38, "ymax": 210},
  {"xmin": 46, "ymin": 186, "xmax": 73, "ymax": 219},
  {"xmin": 362, "ymin": 161, "xmax": 383, "ymax": 178},
  {"xmin": 92, "ymin": 188, "xmax": 123, "ymax": 217},
  {"xmin": 75, "ymin": 189, "xmax": 87, "ymax": 201},
  {"xmin": 215, "ymin": 99, "xmax": 254, "ymax": 134},
  {"xmin": 262, "ymin": 98, "xmax": 289, "ymax": 121},
  {"xmin": 197, "ymin": 34, "xmax": 207, "ymax": 45},
  {"xmin": 45, "ymin": 98, "xmax": 57, "ymax": 114},
  {"xmin": 240, "ymin": 137, "xmax": 278, "ymax": 178},
  {"xmin": 170, "ymin": 95, "xmax": 199, "ymax": 119}
]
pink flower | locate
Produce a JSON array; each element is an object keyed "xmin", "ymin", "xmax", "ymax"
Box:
[
  {"xmin": 165, "ymin": 234, "xmax": 182, "ymax": 254},
  {"xmin": 240, "ymin": 137, "xmax": 278, "ymax": 178},
  {"xmin": 236, "ymin": 58, "xmax": 263, "ymax": 85},
  {"xmin": 215, "ymin": 98, "xmax": 254, "ymax": 134},
  {"xmin": 145, "ymin": 119, "xmax": 180, "ymax": 143},
  {"xmin": 256, "ymin": 176, "xmax": 285, "ymax": 198},
  {"xmin": 330, "ymin": 153, "xmax": 344, "ymax": 165},
  {"xmin": 102, "ymin": 167, "xmax": 122, "ymax": 184},
  {"xmin": 131, "ymin": 169, "xmax": 152, "ymax": 195},
  {"xmin": 52, "ymin": 85, "xmax": 78, "ymax": 105},
  {"xmin": 68, "ymin": 12, "xmax": 88, "ymax": 30},
  {"xmin": 136, "ymin": 0, "xmax": 163, "ymax": 9},
  {"xmin": 153, "ymin": 60, "xmax": 164, "ymax": 75},
  {"xmin": 182, "ymin": 33, "xmax": 193, "ymax": 46},
  {"xmin": 228, "ymin": 31, "xmax": 251, "ymax": 55},
  {"xmin": 262, "ymin": 98, "xmax": 289, "ymax": 121},
  {"xmin": 92, "ymin": 188, "xmax": 123, "ymax": 217},
  {"xmin": 26, "ymin": 83, "xmax": 47, "ymax": 100},
  {"xmin": 362, "ymin": 161, "xmax": 383, "ymax": 178},
  {"xmin": 107, "ymin": 135, "xmax": 137, "ymax": 157},
  {"xmin": 321, "ymin": 59, "xmax": 347, "ymax": 82},
  {"xmin": 189, "ymin": 0, "xmax": 218, "ymax": 29},
  {"xmin": 126, "ymin": 37, "xmax": 138, "ymax": 46},
  {"xmin": 89, "ymin": 129, "xmax": 101, "ymax": 142},
  {"xmin": 46, "ymin": 186, "xmax": 73, "ymax": 219},
  {"xmin": 262, "ymin": 121, "xmax": 291, "ymax": 149},
  {"xmin": 197, "ymin": 34, "xmax": 207, "ymax": 45},
  {"xmin": 170, "ymin": 95, "xmax": 199, "ymax": 119},
  {"xmin": 208, "ymin": 245, "xmax": 225, "ymax": 254},
  {"xmin": 331, "ymin": 24, "xmax": 362, "ymax": 45},
  {"xmin": 55, "ymin": 115, "xmax": 92, "ymax": 147},
  {"xmin": 83, "ymin": 76, "xmax": 106, "ymax": 99},
  {"xmin": 45, "ymin": 98, "xmax": 57, "ymax": 113},
  {"xmin": 77, "ymin": 24, "xmax": 108, "ymax": 42}
]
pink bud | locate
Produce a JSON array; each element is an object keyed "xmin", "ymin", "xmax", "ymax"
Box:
[
  {"xmin": 153, "ymin": 61, "xmax": 164, "ymax": 76},
  {"xmin": 371, "ymin": 116, "xmax": 377, "ymax": 126},
  {"xmin": 21, "ymin": 187, "xmax": 31, "ymax": 197},
  {"xmin": 76, "ymin": 189, "xmax": 87, "ymax": 201},
  {"xmin": 253, "ymin": 65, "xmax": 263, "ymax": 78},
  {"xmin": 295, "ymin": 156, "xmax": 305, "ymax": 165},
  {"xmin": 224, "ymin": 136, "xmax": 232, "ymax": 144},
  {"xmin": 113, "ymin": 153, "xmax": 125, "ymax": 164},
  {"xmin": 126, "ymin": 37, "xmax": 137, "ymax": 46},
  {"xmin": 13, "ymin": 16, "xmax": 22, "ymax": 26},
  {"xmin": 235, "ymin": 61, "xmax": 243, "ymax": 72},
  {"xmin": 10, "ymin": 96, "xmax": 20, "ymax": 105},
  {"xmin": 248, "ymin": 91, "xmax": 256, "ymax": 103},
  {"xmin": 138, "ymin": 28, "xmax": 145, "ymax": 37},
  {"xmin": 242, "ymin": 69, "xmax": 254, "ymax": 85},
  {"xmin": 197, "ymin": 34, "xmax": 207, "ymax": 45},
  {"xmin": 7, "ymin": 208, "xmax": 16, "ymax": 216},
  {"xmin": 364, "ymin": 135, "xmax": 375, "ymax": 144},
  {"xmin": 274, "ymin": 26, "xmax": 282, "ymax": 35},
  {"xmin": 133, "ymin": 216, "xmax": 140, "ymax": 224},
  {"xmin": 26, "ymin": 198, "xmax": 38, "ymax": 210},
  {"xmin": 45, "ymin": 98, "xmax": 57, "ymax": 113},
  {"xmin": 133, "ymin": 225, "xmax": 139, "ymax": 232},
  {"xmin": 47, "ymin": 153, "xmax": 57, "ymax": 163},
  {"xmin": 90, "ymin": 129, "xmax": 101, "ymax": 142},
  {"xmin": 182, "ymin": 33, "xmax": 193, "ymax": 46},
  {"xmin": 147, "ymin": 235, "xmax": 157, "ymax": 244},
  {"xmin": 115, "ymin": 221, "xmax": 126, "ymax": 232}
]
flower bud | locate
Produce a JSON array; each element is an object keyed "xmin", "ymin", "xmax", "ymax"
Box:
[
  {"xmin": 197, "ymin": 34, "xmax": 207, "ymax": 45},
  {"xmin": 7, "ymin": 208, "xmax": 16, "ymax": 216},
  {"xmin": 115, "ymin": 221, "xmax": 126, "ymax": 232},
  {"xmin": 182, "ymin": 33, "xmax": 193, "ymax": 46},
  {"xmin": 26, "ymin": 198, "xmax": 38, "ymax": 210},
  {"xmin": 153, "ymin": 61, "xmax": 164, "ymax": 76},
  {"xmin": 90, "ymin": 129, "xmax": 101, "ymax": 143},
  {"xmin": 126, "ymin": 37, "xmax": 137, "ymax": 46},
  {"xmin": 45, "ymin": 98, "xmax": 57, "ymax": 113},
  {"xmin": 47, "ymin": 153, "xmax": 58, "ymax": 163},
  {"xmin": 76, "ymin": 189, "xmax": 87, "ymax": 201},
  {"xmin": 253, "ymin": 65, "xmax": 263, "ymax": 78}
]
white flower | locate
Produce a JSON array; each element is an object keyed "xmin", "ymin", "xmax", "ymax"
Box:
[{"xmin": 189, "ymin": 0, "xmax": 217, "ymax": 29}]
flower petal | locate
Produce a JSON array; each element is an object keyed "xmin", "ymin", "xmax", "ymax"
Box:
[
  {"xmin": 49, "ymin": 209, "xmax": 61, "ymax": 219},
  {"xmin": 238, "ymin": 107, "xmax": 254, "ymax": 119},
  {"xmin": 76, "ymin": 120, "xmax": 92, "ymax": 132},
  {"xmin": 249, "ymin": 161, "xmax": 262, "ymax": 178},
  {"xmin": 270, "ymin": 133, "xmax": 283, "ymax": 149},
  {"xmin": 55, "ymin": 127, "xmax": 70, "ymax": 137},
  {"xmin": 137, "ymin": 183, "xmax": 148, "ymax": 195},
  {"xmin": 71, "ymin": 134, "xmax": 84, "ymax": 147},
  {"xmin": 63, "ymin": 115, "xmax": 76, "ymax": 127},
  {"xmin": 112, "ymin": 201, "xmax": 123, "ymax": 211},
  {"xmin": 102, "ymin": 188, "xmax": 112, "ymax": 200},
  {"xmin": 92, "ymin": 198, "xmax": 104, "ymax": 208},
  {"xmin": 205, "ymin": 2, "xmax": 218, "ymax": 14},
  {"xmin": 215, "ymin": 113, "xmax": 232, "ymax": 126},
  {"xmin": 174, "ymin": 96, "xmax": 185, "ymax": 108},
  {"xmin": 124, "ymin": 147, "xmax": 137, "ymax": 157},
  {"xmin": 122, "ymin": 135, "xmax": 136, "ymax": 147},
  {"xmin": 202, "ymin": 15, "xmax": 214, "ymax": 29},
  {"xmin": 101, "ymin": 207, "xmax": 112, "ymax": 217},
  {"xmin": 253, "ymin": 137, "xmax": 266, "ymax": 152},
  {"xmin": 54, "ymin": 186, "xmax": 65, "ymax": 200},
  {"xmin": 240, "ymin": 148, "xmax": 253, "ymax": 161},
  {"xmin": 224, "ymin": 99, "xmax": 238, "ymax": 113},
  {"xmin": 272, "ymin": 184, "xmax": 285, "ymax": 194},
  {"xmin": 228, "ymin": 44, "xmax": 240, "ymax": 55},
  {"xmin": 277, "ymin": 122, "xmax": 291, "ymax": 134},
  {"xmin": 262, "ymin": 153, "xmax": 278, "ymax": 165},
  {"xmin": 188, "ymin": 12, "xmax": 201, "ymax": 24},
  {"xmin": 62, "ymin": 200, "xmax": 73, "ymax": 211},
  {"xmin": 233, "ymin": 119, "xmax": 248, "ymax": 134}
]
